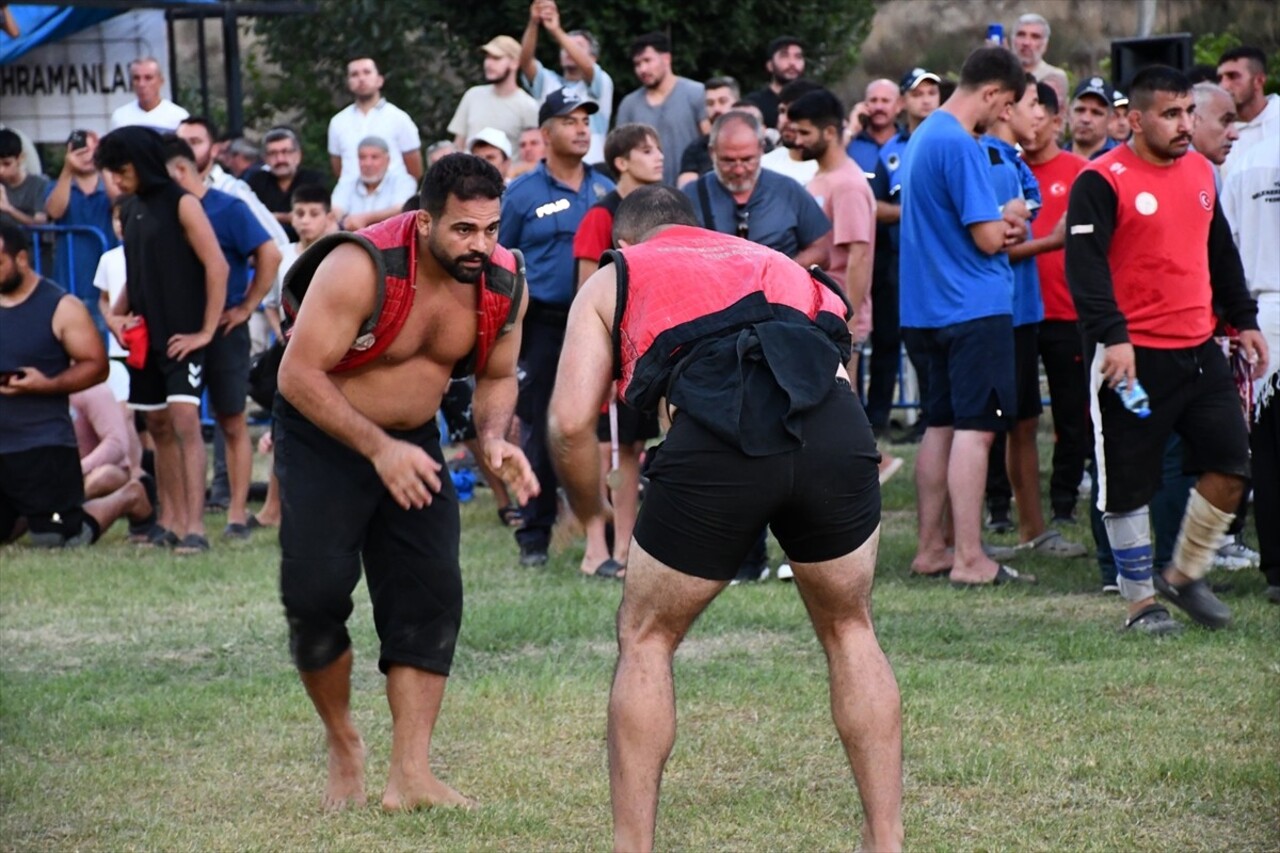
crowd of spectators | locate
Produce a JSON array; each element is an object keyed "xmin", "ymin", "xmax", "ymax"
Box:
[{"xmin": 1, "ymin": 6, "xmax": 1276, "ymax": 622}]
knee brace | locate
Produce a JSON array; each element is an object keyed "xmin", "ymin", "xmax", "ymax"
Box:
[
  {"xmin": 1173, "ymin": 488, "xmax": 1235, "ymax": 581},
  {"xmin": 287, "ymin": 615, "xmax": 351, "ymax": 672},
  {"xmin": 1104, "ymin": 507, "xmax": 1154, "ymax": 603}
]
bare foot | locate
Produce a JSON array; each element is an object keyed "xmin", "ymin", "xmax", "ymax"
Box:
[
  {"xmin": 910, "ymin": 554, "xmax": 952, "ymax": 577},
  {"xmin": 579, "ymin": 552, "xmax": 610, "ymax": 577},
  {"xmin": 382, "ymin": 765, "xmax": 476, "ymax": 812},
  {"xmin": 323, "ymin": 735, "xmax": 366, "ymax": 812}
]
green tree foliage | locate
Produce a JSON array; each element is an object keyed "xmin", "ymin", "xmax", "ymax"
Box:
[{"xmin": 250, "ymin": 0, "xmax": 874, "ymax": 171}]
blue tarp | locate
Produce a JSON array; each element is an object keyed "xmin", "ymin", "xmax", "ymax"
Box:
[{"xmin": 0, "ymin": 3, "xmax": 215, "ymax": 65}]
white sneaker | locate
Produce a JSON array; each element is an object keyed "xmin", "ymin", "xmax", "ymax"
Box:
[
  {"xmin": 777, "ymin": 562, "xmax": 794, "ymax": 582},
  {"xmin": 1078, "ymin": 471, "xmax": 1093, "ymax": 498},
  {"xmin": 1214, "ymin": 537, "xmax": 1260, "ymax": 571}
]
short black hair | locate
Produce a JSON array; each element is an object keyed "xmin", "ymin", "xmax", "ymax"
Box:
[
  {"xmin": 629, "ymin": 32, "xmax": 670, "ymax": 59},
  {"xmin": 958, "ymin": 46, "xmax": 1026, "ymax": 99},
  {"xmin": 0, "ymin": 222, "xmax": 31, "ymax": 259},
  {"xmin": 0, "ymin": 129, "xmax": 21, "ymax": 160},
  {"xmin": 605, "ymin": 123, "xmax": 661, "ymax": 169},
  {"xmin": 291, "ymin": 184, "xmax": 331, "ymax": 210},
  {"xmin": 766, "ymin": 35, "xmax": 803, "ymax": 59},
  {"xmin": 1128, "ymin": 65, "xmax": 1191, "ymax": 112},
  {"xmin": 1186, "ymin": 63, "xmax": 1219, "ymax": 85},
  {"xmin": 778, "ymin": 78, "xmax": 823, "ymax": 107},
  {"xmin": 1036, "ymin": 81, "xmax": 1060, "ymax": 115},
  {"xmin": 1218, "ymin": 46, "xmax": 1267, "ymax": 74},
  {"xmin": 786, "ymin": 89, "xmax": 845, "ymax": 132},
  {"xmin": 613, "ymin": 184, "xmax": 697, "ymax": 246},
  {"xmin": 178, "ymin": 115, "xmax": 218, "ymax": 140},
  {"xmin": 419, "ymin": 153, "xmax": 505, "ymax": 219},
  {"xmin": 161, "ymin": 134, "xmax": 197, "ymax": 165}
]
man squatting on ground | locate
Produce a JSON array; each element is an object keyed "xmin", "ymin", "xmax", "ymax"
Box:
[
  {"xmin": 549, "ymin": 185, "xmax": 903, "ymax": 852},
  {"xmin": 274, "ymin": 154, "xmax": 538, "ymax": 810},
  {"xmin": 1065, "ymin": 66, "xmax": 1268, "ymax": 634}
]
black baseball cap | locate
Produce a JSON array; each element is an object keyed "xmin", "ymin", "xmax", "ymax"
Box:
[
  {"xmin": 538, "ymin": 88, "xmax": 599, "ymax": 126},
  {"xmin": 1073, "ymin": 76, "xmax": 1115, "ymax": 106}
]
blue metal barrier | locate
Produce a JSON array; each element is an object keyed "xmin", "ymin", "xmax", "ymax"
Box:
[{"xmin": 22, "ymin": 223, "xmax": 111, "ymax": 299}]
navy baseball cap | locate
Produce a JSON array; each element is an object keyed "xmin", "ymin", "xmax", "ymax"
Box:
[
  {"xmin": 538, "ymin": 88, "xmax": 599, "ymax": 126},
  {"xmin": 900, "ymin": 67, "xmax": 941, "ymax": 94},
  {"xmin": 1073, "ymin": 76, "xmax": 1115, "ymax": 105}
]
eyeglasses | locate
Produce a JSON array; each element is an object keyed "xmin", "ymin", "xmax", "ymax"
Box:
[{"xmin": 735, "ymin": 207, "xmax": 750, "ymax": 239}]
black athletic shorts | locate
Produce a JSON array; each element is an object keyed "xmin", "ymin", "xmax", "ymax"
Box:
[
  {"xmin": 1012, "ymin": 322, "xmax": 1043, "ymax": 422},
  {"xmin": 204, "ymin": 322, "xmax": 250, "ymax": 417},
  {"xmin": 0, "ymin": 446, "xmax": 97, "ymax": 544},
  {"xmin": 439, "ymin": 379, "xmax": 477, "ymax": 444},
  {"xmin": 634, "ymin": 378, "xmax": 880, "ymax": 581},
  {"xmin": 128, "ymin": 348, "xmax": 206, "ymax": 410},
  {"xmin": 275, "ymin": 396, "xmax": 462, "ymax": 675},
  {"xmin": 914, "ymin": 314, "xmax": 1016, "ymax": 432},
  {"xmin": 1091, "ymin": 338, "xmax": 1251, "ymax": 514},
  {"xmin": 595, "ymin": 399, "xmax": 661, "ymax": 445}
]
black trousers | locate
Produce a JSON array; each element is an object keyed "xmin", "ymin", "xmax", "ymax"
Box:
[
  {"xmin": 1038, "ymin": 320, "xmax": 1089, "ymax": 517},
  {"xmin": 514, "ymin": 306, "xmax": 568, "ymax": 553},
  {"xmin": 1253, "ymin": 394, "xmax": 1280, "ymax": 585},
  {"xmin": 865, "ymin": 259, "xmax": 900, "ymax": 430}
]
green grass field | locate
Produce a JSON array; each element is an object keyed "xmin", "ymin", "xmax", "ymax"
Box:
[{"xmin": 2, "ymin": 439, "xmax": 1277, "ymax": 852}]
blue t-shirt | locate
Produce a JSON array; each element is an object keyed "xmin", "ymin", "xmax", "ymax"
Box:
[
  {"xmin": 849, "ymin": 129, "xmax": 913, "ymax": 252},
  {"xmin": 201, "ymin": 189, "xmax": 271, "ymax": 308},
  {"xmin": 898, "ymin": 111, "xmax": 1010, "ymax": 329},
  {"xmin": 981, "ymin": 135, "xmax": 1044, "ymax": 328},
  {"xmin": 500, "ymin": 162, "xmax": 615, "ymax": 306},
  {"xmin": 683, "ymin": 169, "xmax": 830, "ymax": 258},
  {"xmin": 44, "ymin": 179, "xmax": 118, "ymax": 302}
]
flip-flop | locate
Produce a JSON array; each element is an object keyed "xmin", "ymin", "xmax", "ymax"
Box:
[
  {"xmin": 950, "ymin": 564, "xmax": 1036, "ymax": 589},
  {"xmin": 593, "ymin": 558, "xmax": 625, "ymax": 580},
  {"xmin": 174, "ymin": 533, "xmax": 210, "ymax": 555},
  {"xmin": 497, "ymin": 505, "xmax": 523, "ymax": 527}
]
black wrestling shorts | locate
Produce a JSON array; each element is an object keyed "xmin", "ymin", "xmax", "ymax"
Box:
[
  {"xmin": 634, "ymin": 378, "xmax": 881, "ymax": 581},
  {"xmin": 275, "ymin": 396, "xmax": 462, "ymax": 675}
]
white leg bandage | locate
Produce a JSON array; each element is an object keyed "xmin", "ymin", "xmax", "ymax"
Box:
[
  {"xmin": 1172, "ymin": 488, "xmax": 1235, "ymax": 581},
  {"xmin": 1104, "ymin": 507, "xmax": 1154, "ymax": 603}
]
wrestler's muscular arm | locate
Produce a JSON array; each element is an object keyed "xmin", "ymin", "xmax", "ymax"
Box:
[
  {"xmin": 277, "ymin": 243, "xmax": 442, "ymax": 510},
  {"xmin": 473, "ymin": 285, "xmax": 539, "ymax": 505},
  {"xmin": 548, "ymin": 264, "xmax": 617, "ymax": 524}
]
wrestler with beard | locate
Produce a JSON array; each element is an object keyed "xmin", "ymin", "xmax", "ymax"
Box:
[{"xmin": 274, "ymin": 153, "xmax": 537, "ymax": 812}]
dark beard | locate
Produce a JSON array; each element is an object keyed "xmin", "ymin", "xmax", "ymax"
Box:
[
  {"xmin": 0, "ymin": 270, "xmax": 24, "ymax": 294},
  {"xmin": 430, "ymin": 237, "xmax": 487, "ymax": 284}
]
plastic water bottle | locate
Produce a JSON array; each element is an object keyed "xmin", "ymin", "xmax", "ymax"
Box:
[
  {"xmin": 1119, "ymin": 379, "xmax": 1151, "ymax": 419},
  {"xmin": 451, "ymin": 469, "xmax": 475, "ymax": 503}
]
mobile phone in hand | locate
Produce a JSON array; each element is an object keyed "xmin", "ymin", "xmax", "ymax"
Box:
[{"xmin": 68, "ymin": 130, "xmax": 88, "ymax": 151}]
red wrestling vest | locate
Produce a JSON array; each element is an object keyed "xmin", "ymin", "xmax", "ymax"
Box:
[
  {"xmin": 605, "ymin": 225, "xmax": 850, "ymax": 409},
  {"xmin": 282, "ymin": 212, "xmax": 524, "ymax": 374}
]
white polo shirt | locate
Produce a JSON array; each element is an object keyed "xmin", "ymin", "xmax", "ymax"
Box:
[
  {"xmin": 109, "ymin": 98, "xmax": 190, "ymax": 132},
  {"xmin": 327, "ymin": 98, "xmax": 422, "ymax": 180},
  {"xmin": 331, "ymin": 170, "xmax": 418, "ymax": 216}
]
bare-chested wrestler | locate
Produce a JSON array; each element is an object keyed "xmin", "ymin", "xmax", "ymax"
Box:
[
  {"xmin": 275, "ymin": 153, "xmax": 538, "ymax": 811},
  {"xmin": 548, "ymin": 185, "xmax": 903, "ymax": 852}
]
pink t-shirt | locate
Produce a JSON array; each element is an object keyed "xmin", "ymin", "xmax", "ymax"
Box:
[{"xmin": 807, "ymin": 158, "xmax": 876, "ymax": 338}]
